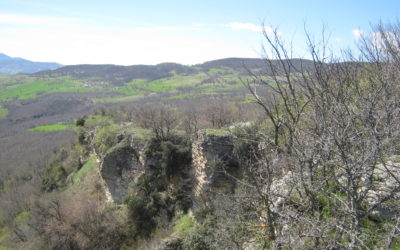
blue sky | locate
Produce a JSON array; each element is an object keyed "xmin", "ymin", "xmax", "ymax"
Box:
[{"xmin": 0, "ymin": 0, "xmax": 399, "ymax": 65}]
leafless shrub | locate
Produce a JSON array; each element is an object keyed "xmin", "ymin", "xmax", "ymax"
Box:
[
  {"xmin": 131, "ymin": 103, "xmax": 179, "ymax": 140},
  {"xmin": 234, "ymin": 22, "xmax": 400, "ymax": 249},
  {"xmin": 31, "ymin": 196, "xmax": 127, "ymax": 250}
]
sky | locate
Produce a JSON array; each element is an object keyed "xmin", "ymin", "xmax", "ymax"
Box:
[{"xmin": 0, "ymin": 0, "xmax": 399, "ymax": 65}]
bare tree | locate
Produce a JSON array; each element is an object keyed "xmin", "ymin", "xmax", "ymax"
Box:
[
  {"xmin": 182, "ymin": 103, "xmax": 200, "ymax": 136},
  {"xmin": 205, "ymin": 99, "xmax": 237, "ymax": 128},
  {"xmin": 235, "ymin": 22, "xmax": 400, "ymax": 249},
  {"xmin": 30, "ymin": 196, "xmax": 126, "ymax": 250},
  {"xmin": 133, "ymin": 103, "xmax": 179, "ymax": 140}
]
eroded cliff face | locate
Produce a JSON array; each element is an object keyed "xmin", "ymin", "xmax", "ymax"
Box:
[
  {"xmin": 95, "ymin": 131, "xmax": 240, "ymax": 206},
  {"xmin": 94, "ymin": 129, "xmax": 400, "ymax": 229},
  {"xmin": 100, "ymin": 142, "xmax": 143, "ymax": 203},
  {"xmin": 191, "ymin": 132, "xmax": 239, "ymax": 205}
]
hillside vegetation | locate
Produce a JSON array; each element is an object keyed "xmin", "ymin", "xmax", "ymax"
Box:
[
  {"xmin": 0, "ymin": 22, "xmax": 400, "ymax": 249},
  {"xmin": 0, "ymin": 57, "xmax": 268, "ymax": 186},
  {"xmin": 0, "ymin": 58, "xmax": 293, "ymax": 103}
]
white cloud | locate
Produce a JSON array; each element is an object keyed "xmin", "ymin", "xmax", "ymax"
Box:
[
  {"xmin": 352, "ymin": 29, "xmax": 364, "ymax": 40},
  {"xmin": 0, "ymin": 23, "xmax": 258, "ymax": 65},
  {"xmin": 227, "ymin": 22, "xmax": 262, "ymax": 32},
  {"xmin": 0, "ymin": 13, "xmax": 261, "ymax": 65},
  {"xmin": 263, "ymin": 26, "xmax": 274, "ymax": 35},
  {"xmin": 226, "ymin": 22, "xmax": 274, "ymax": 35},
  {"xmin": 0, "ymin": 13, "xmax": 83, "ymax": 27}
]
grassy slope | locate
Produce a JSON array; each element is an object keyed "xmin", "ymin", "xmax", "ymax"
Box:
[
  {"xmin": 0, "ymin": 106, "xmax": 8, "ymax": 119},
  {"xmin": 28, "ymin": 123, "xmax": 72, "ymax": 132},
  {"xmin": 131, "ymin": 73, "xmax": 208, "ymax": 92},
  {"xmin": 0, "ymin": 65, "xmax": 261, "ymax": 104},
  {"xmin": 0, "ymin": 78, "xmax": 77, "ymax": 100},
  {"xmin": 73, "ymin": 156, "xmax": 96, "ymax": 185},
  {"xmin": 0, "ymin": 76, "xmax": 141, "ymax": 101}
]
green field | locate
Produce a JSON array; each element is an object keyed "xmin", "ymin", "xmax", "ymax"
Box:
[
  {"xmin": 0, "ymin": 107, "xmax": 8, "ymax": 119},
  {"xmin": 0, "ymin": 66, "xmax": 260, "ymax": 104},
  {"xmin": 162, "ymin": 93, "xmax": 195, "ymax": 100},
  {"xmin": 0, "ymin": 78, "xmax": 80, "ymax": 100},
  {"xmin": 114, "ymin": 87, "xmax": 141, "ymax": 96},
  {"xmin": 132, "ymin": 73, "xmax": 209, "ymax": 92},
  {"xmin": 208, "ymin": 68, "xmax": 225, "ymax": 74},
  {"xmin": 0, "ymin": 75, "xmax": 146, "ymax": 102},
  {"xmin": 93, "ymin": 94, "xmax": 144, "ymax": 103},
  {"xmin": 46, "ymin": 86, "xmax": 96, "ymax": 94},
  {"xmin": 28, "ymin": 123, "xmax": 72, "ymax": 132}
]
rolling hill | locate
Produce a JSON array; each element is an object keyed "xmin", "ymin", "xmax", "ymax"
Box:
[{"xmin": 0, "ymin": 57, "xmax": 312, "ymax": 176}]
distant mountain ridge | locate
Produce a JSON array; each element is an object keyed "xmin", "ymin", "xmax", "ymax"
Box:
[
  {"xmin": 200, "ymin": 57, "xmax": 314, "ymax": 71},
  {"xmin": 0, "ymin": 53, "xmax": 62, "ymax": 74},
  {"xmin": 35, "ymin": 63, "xmax": 197, "ymax": 85},
  {"xmin": 34, "ymin": 58, "xmax": 314, "ymax": 86}
]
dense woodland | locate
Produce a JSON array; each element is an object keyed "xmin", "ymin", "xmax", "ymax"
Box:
[{"xmin": 1, "ymin": 21, "xmax": 400, "ymax": 249}]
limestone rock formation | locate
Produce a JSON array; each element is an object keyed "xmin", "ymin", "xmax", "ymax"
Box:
[
  {"xmin": 95, "ymin": 130, "xmax": 242, "ymax": 206},
  {"xmin": 100, "ymin": 143, "xmax": 142, "ymax": 203},
  {"xmin": 191, "ymin": 132, "xmax": 239, "ymax": 206}
]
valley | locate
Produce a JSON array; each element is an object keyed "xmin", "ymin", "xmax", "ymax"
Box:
[
  {"xmin": 1, "ymin": 24, "xmax": 400, "ymax": 249},
  {"xmin": 0, "ymin": 57, "xmax": 271, "ymax": 204}
]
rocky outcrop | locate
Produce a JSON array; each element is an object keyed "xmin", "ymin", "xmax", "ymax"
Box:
[
  {"xmin": 95, "ymin": 130, "xmax": 241, "ymax": 206},
  {"xmin": 100, "ymin": 142, "xmax": 143, "ymax": 203},
  {"xmin": 366, "ymin": 159, "xmax": 400, "ymax": 222},
  {"xmin": 192, "ymin": 132, "xmax": 239, "ymax": 205}
]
